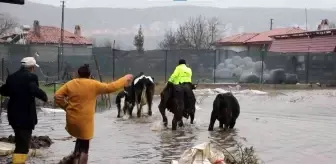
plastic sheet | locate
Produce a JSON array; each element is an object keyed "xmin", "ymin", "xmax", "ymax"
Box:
[
  {"xmin": 171, "ymin": 142, "xmax": 225, "ymax": 164},
  {"xmin": 239, "ymin": 73, "xmax": 259, "ymax": 83},
  {"xmin": 285, "ymin": 73, "xmax": 299, "ymax": 84},
  {"xmin": 269, "ymin": 69, "xmax": 286, "ymax": 84}
]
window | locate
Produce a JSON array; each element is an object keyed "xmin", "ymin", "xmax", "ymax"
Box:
[
  {"xmin": 298, "ymin": 56, "xmax": 305, "ymax": 62},
  {"xmin": 312, "ymin": 55, "xmax": 324, "ymax": 61}
]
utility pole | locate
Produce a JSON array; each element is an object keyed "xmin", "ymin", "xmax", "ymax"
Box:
[
  {"xmin": 58, "ymin": 0, "xmax": 65, "ymax": 80},
  {"xmin": 270, "ymin": 18, "xmax": 274, "ymax": 30},
  {"xmin": 305, "ymin": 8, "xmax": 308, "ymax": 30}
]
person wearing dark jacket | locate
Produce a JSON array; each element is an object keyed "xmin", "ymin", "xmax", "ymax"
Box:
[{"xmin": 0, "ymin": 57, "xmax": 48, "ymax": 164}]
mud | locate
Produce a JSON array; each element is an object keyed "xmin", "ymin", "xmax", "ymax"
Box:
[{"xmin": 0, "ymin": 135, "xmax": 53, "ymax": 149}]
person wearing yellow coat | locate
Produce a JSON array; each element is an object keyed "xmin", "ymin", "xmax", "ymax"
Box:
[{"xmin": 54, "ymin": 64, "xmax": 133, "ymax": 163}]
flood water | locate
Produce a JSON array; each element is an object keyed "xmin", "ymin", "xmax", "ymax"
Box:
[{"xmin": 1, "ymin": 89, "xmax": 336, "ymax": 164}]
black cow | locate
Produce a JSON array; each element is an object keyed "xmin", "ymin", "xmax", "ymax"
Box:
[
  {"xmin": 158, "ymin": 82, "xmax": 197, "ymax": 130},
  {"xmin": 208, "ymin": 92, "xmax": 240, "ymax": 131},
  {"xmin": 115, "ymin": 73, "xmax": 155, "ymax": 118},
  {"xmin": 115, "ymin": 86, "xmax": 133, "ymax": 118}
]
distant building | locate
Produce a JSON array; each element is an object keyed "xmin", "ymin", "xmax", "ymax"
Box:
[
  {"xmin": 214, "ymin": 27, "xmax": 305, "ymax": 53},
  {"xmin": 269, "ymin": 21, "xmax": 336, "ymax": 53},
  {"xmin": 0, "ymin": 20, "xmax": 92, "ymax": 61},
  {"xmin": 268, "ymin": 23, "xmax": 336, "ymax": 83}
]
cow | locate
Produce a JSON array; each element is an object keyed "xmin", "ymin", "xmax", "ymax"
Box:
[
  {"xmin": 158, "ymin": 82, "xmax": 197, "ymax": 130},
  {"xmin": 115, "ymin": 72, "xmax": 155, "ymax": 118},
  {"xmin": 208, "ymin": 92, "xmax": 240, "ymax": 131},
  {"xmin": 115, "ymin": 86, "xmax": 133, "ymax": 118},
  {"xmin": 131, "ymin": 73, "xmax": 155, "ymax": 117}
]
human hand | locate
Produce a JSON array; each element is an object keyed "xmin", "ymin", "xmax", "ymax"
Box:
[{"xmin": 124, "ymin": 74, "xmax": 133, "ymax": 86}]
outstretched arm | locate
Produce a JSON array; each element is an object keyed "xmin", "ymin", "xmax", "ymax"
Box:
[{"xmin": 95, "ymin": 76, "xmax": 128, "ymax": 95}]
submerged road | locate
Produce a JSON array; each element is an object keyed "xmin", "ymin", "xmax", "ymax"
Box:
[{"xmin": 1, "ymin": 89, "xmax": 336, "ymax": 164}]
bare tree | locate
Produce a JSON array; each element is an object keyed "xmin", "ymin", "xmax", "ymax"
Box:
[
  {"xmin": 159, "ymin": 15, "xmax": 224, "ymax": 50},
  {"xmin": 0, "ymin": 13, "xmax": 17, "ymax": 36},
  {"xmin": 158, "ymin": 29, "xmax": 177, "ymax": 49}
]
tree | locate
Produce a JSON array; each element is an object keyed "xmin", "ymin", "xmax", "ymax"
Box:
[
  {"xmin": 133, "ymin": 25, "xmax": 144, "ymax": 52},
  {"xmin": 159, "ymin": 15, "xmax": 224, "ymax": 50},
  {"xmin": 0, "ymin": 13, "xmax": 17, "ymax": 36}
]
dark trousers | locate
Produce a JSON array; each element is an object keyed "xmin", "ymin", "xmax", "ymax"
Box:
[
  {"xmin": 74, "ymin": 139, "xmax": 90, "ymax": 154},
  {"xmin": 13, "ymin": 128, "xmax": 32, "ymax": 154}
]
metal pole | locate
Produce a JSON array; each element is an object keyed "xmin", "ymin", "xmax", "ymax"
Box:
[
  {"xmin": 260, "ymin": 45, "xmax": 265, "ymax": 85},
  {"xmin": 306, "ymin": 47, "xmax": 310, "ymax": 83},
  {"xmin": 164, "ymin": 50, "xmax": 168, "ymax": 82},
  {"xmin": 112, "ymin": 46, "xmax": 115, "ymax": 80},
  {"xmin": 305, "ymin": 8, "xmax": 308, "ymax": 31},
  {"xmin": 57, "ymin": 46, "xmax": 60, "ymax": 80},
  {"xmin": 0, "ymin": 58, "xmax": 4, "ymax": 114},
  {"xmin": 112, "ymin": 40, "xmax": 115, "ymax": 80},
  {"xmin": 213, "ymin": 50, "xmax": 216, "ymax": 83},
  {"xmin": 60, "ymin": 0, "xmax": 65, "ymax": 79},
  {"xmin": 53, "ymin": 82, "xmax": 56, "ymax": 108},
  {"xmin": 270, "ymin": 18, "xmax": 274, "ymax": 30}
]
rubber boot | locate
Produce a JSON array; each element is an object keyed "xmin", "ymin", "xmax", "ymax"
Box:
[
  {"xmin": 12, "ymin": 153, "xmax": 27, "ymax": 164},
  {"xmin": 74, "ymin": 153, "xmax": 88, "ymax": 164},
  {"xmin": 79, "ymin": 153, "xmax": 89, "ymax": 164}
]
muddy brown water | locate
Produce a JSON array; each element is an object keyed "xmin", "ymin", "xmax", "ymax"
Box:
[{"xmin": 1, "ymin": 90, "xmax": 336, "ymax": 164}]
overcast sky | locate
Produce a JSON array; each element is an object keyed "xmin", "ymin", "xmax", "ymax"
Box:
[{"xmin": 29, "ymin": 0, "xmax": 336, "ymax": 9}]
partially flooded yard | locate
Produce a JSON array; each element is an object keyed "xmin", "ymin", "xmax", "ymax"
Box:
[{"xmin": 1, "ymin": 89, "xmax": 336, "ymax": 164}]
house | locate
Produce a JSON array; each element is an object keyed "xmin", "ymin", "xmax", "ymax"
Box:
[
  {"xmin": 1, "ymin": 20, "xmax": 92, "ymax": 62},
  {"xmin": 267, "ymin": 20, "xmax": 336, "ymax": 83},
  {"xmin": 214, "ymin": 27, "xmax": 306, "ymax": 53},
  {"xmin": 269, "ymin": 19, "xmax": 336, "ymax": 53},
  {"xmin": 269, "ymin": 29, "xmax": 336, "ymax": 53}
]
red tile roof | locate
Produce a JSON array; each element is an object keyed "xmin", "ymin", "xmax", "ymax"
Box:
[
  {"xmin": 216, "ymin": 27, "xmax": 306, "ymax": 46},
  {"xmin": 215, "ymin": 33, "xmax": 258, "ymax": 45},
  {"xmin": 246, "ymin": 27, "xmax": 306, "ymax": 44},
  {"xmin": 269, "ymin": 35, "xmax": 336, "ymax": 53},
  {"xmin": 26, "ymin": 26, "xmax": 92, "ymax": 45}
]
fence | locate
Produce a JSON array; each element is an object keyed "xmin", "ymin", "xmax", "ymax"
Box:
[{"xmin": 0, "ymin": 44, "xmax": 335, "ymax": 84}]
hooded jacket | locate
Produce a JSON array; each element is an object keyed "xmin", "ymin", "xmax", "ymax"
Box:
[{"xmin": 168, "ymin": 64, "xmax": 192, "ymax": 85}]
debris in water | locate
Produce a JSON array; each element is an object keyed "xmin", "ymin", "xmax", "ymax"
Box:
[{"xmin": 0, "ymin": 135, "xmax": 53, "ymax": 149}]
